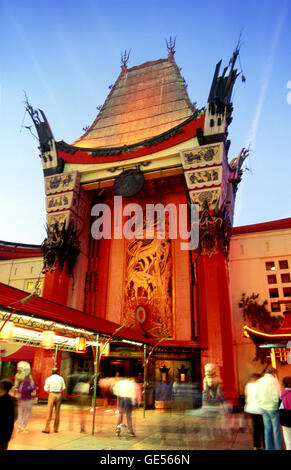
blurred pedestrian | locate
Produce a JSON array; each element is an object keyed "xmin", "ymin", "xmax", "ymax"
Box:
[
  {"xmin": 15, "ymin": 369, "xmax": 38, "ymax": 434},
  {"xmin": 244, "ymin": 373, "xmax": 264, "ymax": 450},
  {"xmin": 0, "ymin": 379, "xmax": 18, "ymax": 450},
  {"xmin": 113, "ymin": 377, "xmax": 141, "ymax": 437},
  {"xmin": 257, "ymin": 367, "xmax": 283, "ymax": 450},
  {"xmin": 279, "ymin": 376, "xmax": 291, "ymax": 450},
  {"xmin": 42, "ymin": 368, "xmax": 66, "ymax": 434},
  {"xmin": 73, "ymin": 373, "xmax": 91, "ymax": 433}
]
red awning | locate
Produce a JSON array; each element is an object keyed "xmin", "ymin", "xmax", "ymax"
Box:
[
  {"xmin": 0, "ymin": 341, "xmax": 35, "ymax": 361},
  {"xmin": 0, "ymin": 283, "xmax": 202, "ymax": 349},
  {"xmin": 0, "ymin": 282, "xmax": 155, "ymax": 345}
]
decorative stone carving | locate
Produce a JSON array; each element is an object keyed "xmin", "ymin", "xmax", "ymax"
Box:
[
  {"xmin": 202, "ymin": 363, "xmax": 224, "ymax": 407},
  {"xmin": 44, "ymin": 171, "xmax": 80, "ymax": 195},
  {"xmin": 46, "ymin": 211, "xmax": 70, "ymax": 231},
  {"xmin": 180, "ymin": 143, "xmax": 223, "ymax": 170},
  {"xmin": 189, "ymin": 188, "xmax": 221, "ymax": 211},
  {"xmin": 184, "ymin": 166, "xmax": 222, "ymax": 189},
  {"xmin": 42, "ymin": 221, "xmax": 80, "ymax": 274},
  {"xmin": 122, "ymin": 215, "xmax": 173, "ymax": 338},
  {"xmin": 197, "ymin": 201, "xmax": 231, "ymax": 258},
  {"xmin": 44, "ymin": 170, "xmax": 81, "ymax": 232},
  {"xmin": 46, "ymin": 192, "xmax": 78, "ymax": 213}
]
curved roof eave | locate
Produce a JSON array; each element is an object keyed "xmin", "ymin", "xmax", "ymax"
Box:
[
  {"xmin": 243, "ymin": 312, "xmax": 291, "ymax": 343},
  {"xmin": 56, "ymin": 111, "xmax": 205, "ymax": 165}
]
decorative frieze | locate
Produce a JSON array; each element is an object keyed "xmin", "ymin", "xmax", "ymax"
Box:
[
  {"xmin": 46, "ymin": 211, "xmax": 71, "ymax": 230},
  {"xmin": 44, "ymin": 171, "xmax": 80, "ymax": 195},
  {"xmin": 180, "ymin": 142, "xmax": 223, "ymax": 170},
  {"xmin": 189, "ymin": 188, "xmax": 221, "ymax": 211},
  {"xmin": 184, "ymin": 166, "xmax": 222, "ymax": 190},
  {"xmin": 46, "ymin": 192, "xmax": 78, "ymax": 213},
  {"xmin": 44, "ymin": 170, "xmax": 81, "ymax": 232}
]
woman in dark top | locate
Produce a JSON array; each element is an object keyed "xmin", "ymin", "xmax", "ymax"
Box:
[{"xmin": 0, "ymin": 379, "xmax": 18, "ymax": 450}]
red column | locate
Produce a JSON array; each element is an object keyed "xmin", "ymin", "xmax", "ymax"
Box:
[
  {"xmin": 32, "ymin": 348, "xmax": 55, "ymax": 400},
  {"xmin": 197, "ymin": 252, "xmax": 238, "ymax": 405},
  {"xmin": 42, "ymin": 261, "xmax": 71, "ymax": 305}
]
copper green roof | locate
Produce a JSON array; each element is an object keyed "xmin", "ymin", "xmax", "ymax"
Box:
[{"xmin": 72, "ymin": 56, "xmax": 196, "ymax": 149}]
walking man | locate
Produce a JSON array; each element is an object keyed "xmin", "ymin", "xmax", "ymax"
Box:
[
  {"xmin": 257, "ymin": 367, "xmax": 283, "ymax": 450},
  {"xmin": 42, "ymin": 368, "xmax": 66, "ymax": 434},
  {"xmin": 113, "ymin": 377, "xmax": 141, "ymax": 437}
]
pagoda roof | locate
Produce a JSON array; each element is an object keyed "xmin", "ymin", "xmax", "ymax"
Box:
[
  {"xmin": 72, "ymin": 56, "xmax": 196, "ymax": 150},
  {"xmin": 56, "ymin": 112, "xmax": 204, "ymax": 164}
]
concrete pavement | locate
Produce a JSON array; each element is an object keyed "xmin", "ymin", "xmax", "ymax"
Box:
[{"xmin": 7, "ymin": 403, "xmax": 254, "ymax": 451}]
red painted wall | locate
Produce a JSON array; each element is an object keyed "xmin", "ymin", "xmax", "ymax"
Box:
[{"xmin": 198, "ymin": 252, "xmax": 238, "ymax": 404}]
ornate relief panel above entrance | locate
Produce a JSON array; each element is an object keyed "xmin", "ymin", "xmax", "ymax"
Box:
[{"xmin": 122, "ymin": 213, "xmax": 174, "ymax": 339}]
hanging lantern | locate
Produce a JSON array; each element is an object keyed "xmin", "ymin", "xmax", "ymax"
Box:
[
  {"xmin": 0, "ymin": 321, "xmax": 13, "ymax": 341},
  {"xmin": 75, "ymin": 336, "xmax": 86, "ymax": 353},
  {"xmin": 41, "ymin": 330, "xmax": 55, "ymax": 349}
]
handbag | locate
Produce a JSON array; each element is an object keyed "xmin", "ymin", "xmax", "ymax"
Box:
[{"xmin": 279, "ymin": 408, "xmax": 291, "ymax": 427}]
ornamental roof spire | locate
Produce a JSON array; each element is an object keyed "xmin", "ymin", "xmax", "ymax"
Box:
[
  {"xmin": 166, "ymin": 36, "xmax": 176, "ymax": 62},
  {"xmin": 121, "ymin": 48, "xmax": 131, "ymax": 75}
]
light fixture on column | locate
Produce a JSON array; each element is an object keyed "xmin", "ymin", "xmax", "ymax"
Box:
[
  {"xmin": 0, "ymin": 321, "xmax": 13, "ymax": 341},
  {"xmin": 178, "ymin": 364, "xmax": 189, "ymax": 382},
  {"xmin": 159, "ymin": 364, "xmax": 170, "ymax": 382},
  {"xmin": 75, "ymin": 336, "xmax": 86, "ymax": 353},
  {"xmin": 41, "ymin": 330, "xmax": 55, "ymax": 349}
]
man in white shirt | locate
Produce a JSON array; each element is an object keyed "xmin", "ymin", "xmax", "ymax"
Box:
[
  {"xmin": 257, "ymin": 367, "xmax": 283, "ymax": 450},
  {"xmin": 42, "ymin": 368, "xmax": 66, "ymax": 433},
  {"xmin": 113, "ymin": 377, "xmax": 141, "ymax": 437}
]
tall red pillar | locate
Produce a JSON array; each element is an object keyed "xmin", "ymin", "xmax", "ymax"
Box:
[
  {"xmin": 42, "ymin": 261, "xmax": 71, "ymax": 305},
  {"xmin": 197, "ymin": 251, "xmax": 238, "ymax": 405}
]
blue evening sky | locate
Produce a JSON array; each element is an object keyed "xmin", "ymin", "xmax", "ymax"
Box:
[{"xmin": 0, "ymin": 0, "xmax": 290, "ymax": 244}]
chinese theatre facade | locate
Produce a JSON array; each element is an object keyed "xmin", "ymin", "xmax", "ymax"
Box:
[{"xmin": 25, "ymin": 42, "xmax": 248, "ymax": 404}]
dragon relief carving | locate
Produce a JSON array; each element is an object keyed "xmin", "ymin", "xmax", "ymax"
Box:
[
  {"xmin": 122, "ymin": 216, "xmax": 173, "ymax": 338},
  {"xmin": 41, "ymin": 221, "xmax": 80, "ymax": 275},
  {"xmin": 198, "ymin": 200, "xmax": 232, "ymax": 258}
]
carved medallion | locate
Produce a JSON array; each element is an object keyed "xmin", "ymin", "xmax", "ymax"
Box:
[{"xmin": 114, "ymin": 169, "xmax": 144, "ymax": 197}]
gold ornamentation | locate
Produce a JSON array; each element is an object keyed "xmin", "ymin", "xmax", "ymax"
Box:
[{"xmin": 122, "ymin": 215, "xmax": 173, "ymax": 338}]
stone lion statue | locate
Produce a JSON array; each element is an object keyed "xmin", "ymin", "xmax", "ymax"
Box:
[{"xmin": 202, "ymin": 363, "xmax": 224, "ymax": 407}]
